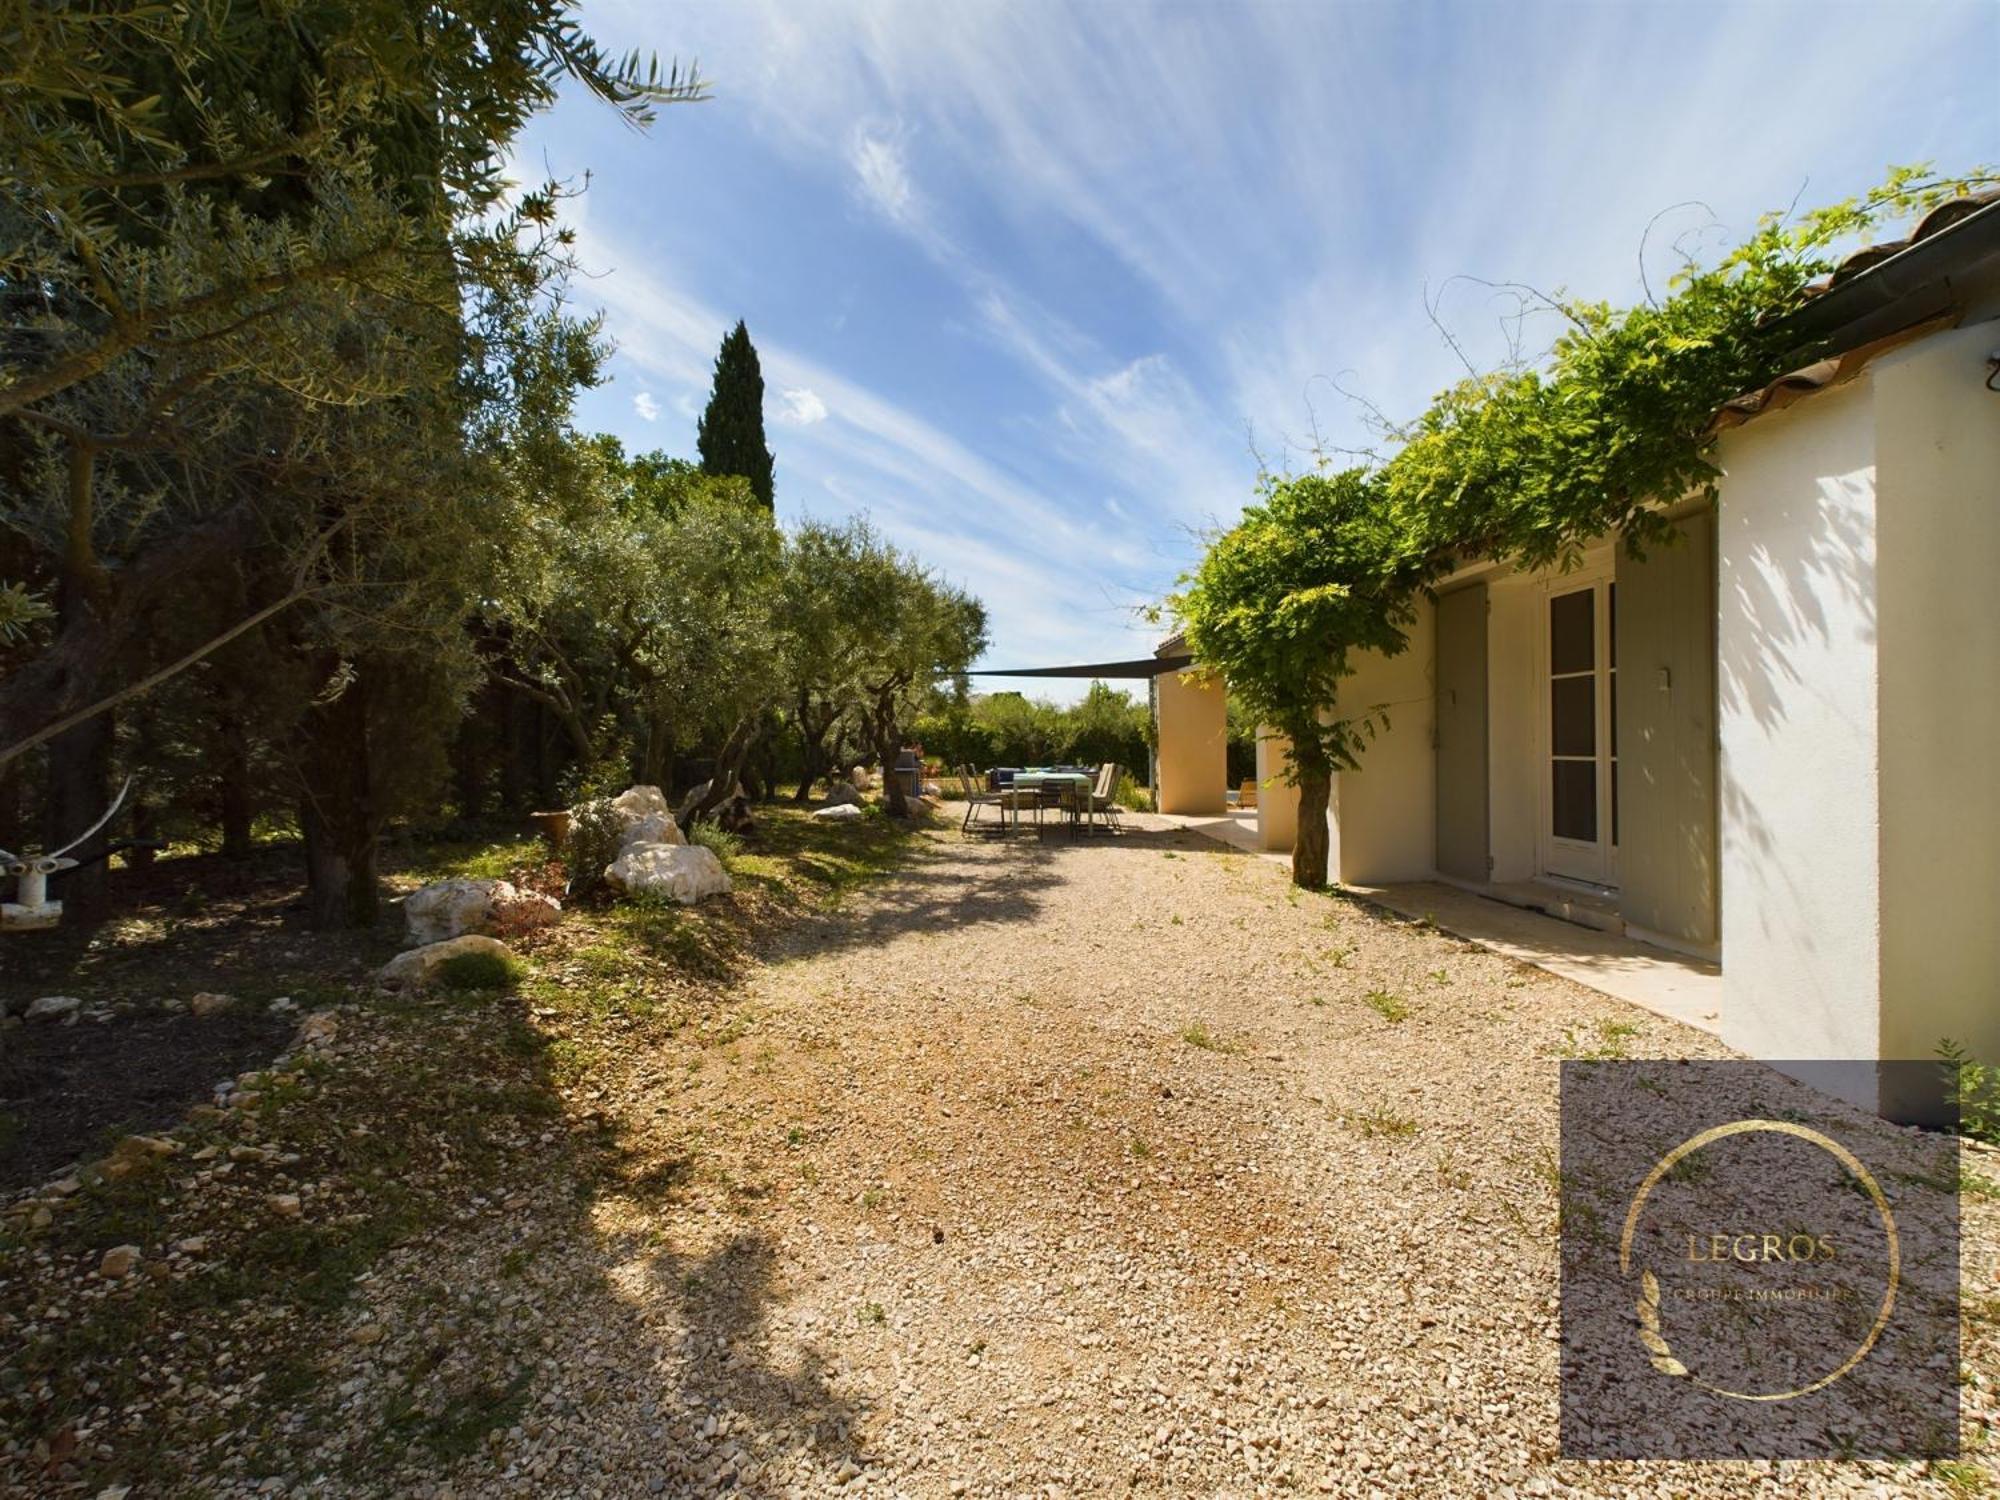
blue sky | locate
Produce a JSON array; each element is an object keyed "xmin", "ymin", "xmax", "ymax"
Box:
[{"xmin": 521, "ymin": 0, "xmax": 1996, "ymax": 699}]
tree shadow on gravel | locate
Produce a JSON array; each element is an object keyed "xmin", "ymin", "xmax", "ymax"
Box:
[{"xmin": 626, "ymin": 1229, "xmax": 873, "ymax": 1495}]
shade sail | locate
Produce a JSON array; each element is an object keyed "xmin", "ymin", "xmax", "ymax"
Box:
[{"xmin": 967, "ymin": 655, "xmax": 1193, "ymax": 680}]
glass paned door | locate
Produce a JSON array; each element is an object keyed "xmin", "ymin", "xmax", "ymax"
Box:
[{"xmin": 1543, "ymin": 580, "xmax": 1618, "ymax": 885}]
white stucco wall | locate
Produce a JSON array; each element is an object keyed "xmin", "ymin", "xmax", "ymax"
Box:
[
  {"xmin": 1328, "ymin": 597, "xmax": 1436, "ymax": 885},
  {"xmin": 1255, "ymin": 730, "xmax": 1302, "ymax": 852},
  {"xmin": 1715, "ymin": 378, "xmax": 1882, "ymax": 1061},
  {"xmin": 1873, "ymin": 321, "xmax": 2000, "ymax": 1084}
]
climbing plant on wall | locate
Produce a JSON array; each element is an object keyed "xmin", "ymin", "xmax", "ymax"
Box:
[{"xmin": 1174, "ymin": 163, "xmax": 1998, "ymax": 889}]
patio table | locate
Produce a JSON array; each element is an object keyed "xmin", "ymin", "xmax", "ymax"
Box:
[{"xmin": 1008, "ymin": 771, "xmax": 1096, "ymax": 834}]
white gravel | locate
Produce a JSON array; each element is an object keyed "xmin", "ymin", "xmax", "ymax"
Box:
[{"xmin": 249, "ymin": 813, "xmax": 2000, "ymax": 1495}]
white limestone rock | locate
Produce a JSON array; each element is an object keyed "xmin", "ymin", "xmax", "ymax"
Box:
[
  {"xmin": 618, "ymin": 810, "xmax": 684, "ymax": 850},
  {"xmin": 609, "ymin": 784, "xmax": 671, "ymax": 828},
  {"xmin": 377, "ymin": 934, "xmax": 516, "ymax": 987},
  {"xmin": 813, "ymin": 803, "xmax": 865, "ymax": 823},
  {"xmin": 404, "ymin": 878, "xmax": 498, "ymax": 945},
  {"xmin": 403, "ymin": 877, "xmax": 558, "ymax": 945},
  {"xmin": 604, "ymin": 842, "xmax": 733, "ymax": 905},
  {"xmin": 24, "ymin": 995, "xmax": 81, "ymax": 1023},
  {"xmin": 823, "ymin": 780, "xmax": 860, "ymax": 807}
]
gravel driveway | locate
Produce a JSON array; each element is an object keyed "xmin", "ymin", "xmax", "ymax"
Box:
[{"xmin": 336, "ymin": 812, "xmax": 1995, "ymax": 1498}]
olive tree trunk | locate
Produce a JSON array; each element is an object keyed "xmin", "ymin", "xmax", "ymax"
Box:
[{"xmin": 1290, "ymin": 749, "xmax": 1332, "ymax": 891}]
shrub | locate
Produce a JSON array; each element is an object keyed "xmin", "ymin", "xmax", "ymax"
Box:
[
  {"xmin": 686, "ymin": 821, "xmax": 742, "ymax": 866},
  {"xmin": 435, "ymin": 950, "xmax": 523, "ymax": 992},
  {"xmin": 1939, "ymin": 1039, "xmax": 2000, "ymax": 1145},
  {"xmin": 1114, "ymin": 772, "xmax": 1153, "ymax": 812},
  {"xmin": 563, "ymin": 797, "xmax": 626, "ymax": 896}
]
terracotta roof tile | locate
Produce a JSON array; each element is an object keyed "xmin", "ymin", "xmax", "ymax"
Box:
[{"xmin": 1801, "ymin": 189, "xmax": 2000, "ymax": 301}]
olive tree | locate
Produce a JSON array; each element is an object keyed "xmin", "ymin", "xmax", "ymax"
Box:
[{"xmin": 1171, "ymin": 471, "xmax": 1429, "ymax": 889}]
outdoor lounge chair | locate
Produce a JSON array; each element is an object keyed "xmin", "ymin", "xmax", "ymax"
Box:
[{"xmin": 1082, "ymin": 762, "xmax": 1125, "ymax": 833}]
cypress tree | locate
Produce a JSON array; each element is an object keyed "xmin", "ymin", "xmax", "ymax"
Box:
[{"xmin": 696, "ymin": 320, "xmax": 776, "ymax": 510}]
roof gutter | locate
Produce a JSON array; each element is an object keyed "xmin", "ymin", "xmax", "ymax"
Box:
[{"xmin": 1764, "ymin": 197, "xmax": 2000, "ymax": 365}]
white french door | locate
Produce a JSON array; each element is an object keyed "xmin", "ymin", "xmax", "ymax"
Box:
[{"xmin": 1540, "ymin": 577, "xmax": 1618, "ymax": 887}]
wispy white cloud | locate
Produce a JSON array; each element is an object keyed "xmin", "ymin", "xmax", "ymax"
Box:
[
  {"xmin": 849, "ymin": 124, "xmax": 916, "ymax": 225},
  {"xmin": 631, "ymin": 391, "xmax": 660, "ymax": 422},
  {"xmin": 776, "ymin": 387, "xmax": 829, "ymax": 426},
  {"xmin": 556, "ymin": 0, "xmax": 1995, "ymax": 693}
]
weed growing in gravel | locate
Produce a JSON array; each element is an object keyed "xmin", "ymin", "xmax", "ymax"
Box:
[
  {"xmin": 1929, "ymin": 1458, "xmax": 1990, "ymax": 1498},
  {"xmin": 1352, "ymin": 1106, "xmax": 1418, "ymax": 1139},
  {"xmin": 1426, "ymin": 968, "xmax": 1451, "ymax": 986},
  {"xmin": 1434, "ymin": 1146, "xmax": 1471, "ymax": 1188},
  {"xmin": 863, "ymin": 1302, "xmax": 887, "ymax": 1325},
  {"xmin": 1556, "ymin": 1017, "xmax": 1641, "ymax": 1059},
  {"xmin": 1178, "ymin": 1022, "xmax": 1243, "ymax": 1054},
  {"xmin": 1363, "ymin": 989, "xmax": 1411, "ymax": 1023},
  {"xmin": 1664, "ymin": 1151, "xmax": 1711, "ymax": 1185},
  {"xmin": 1129, "ymin": 1136, "xmax": 1153, "ymax": 1159}
]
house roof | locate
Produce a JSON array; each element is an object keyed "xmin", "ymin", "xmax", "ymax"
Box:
[
  {"xmin": 1709, "ymin": 313, "xmax": 1956, "ymax": 431},
  {"xmin": 1716, "ymin": 190, "xmax": 2000, "ymax": 432},
  {"xmin": 1795, "ymin": 190, "xmax": 2000, "ymax": 304}
]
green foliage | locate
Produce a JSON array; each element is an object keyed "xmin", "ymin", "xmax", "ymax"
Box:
[
  {"xmin": 913, "ymin": 681, "xmax": 1152, "ymax": 778},
  {"xmin": 434, "ymin": 950, "xmax": 524, "ymax": 992},
  {"xmin": 561, "ymin": 797, "xmax": 627, "ymax": 897},
  {"xmin": 1174, "ymin": 164, "xmax": 1997, "ymax": 887},
  {"xmin": 1113, "ymin": 771, "xmax": 1153, "ymax": 812},
  {"xmin": 487, "ymin": 435, "xmax": 782, "ymax": 775},
  {"xmin": 685, "ymin": 821, "xmax": 742, "ymax": 866},
  {"xmin": 697, "ymin": 320, "xmax": 776, "ymax": 510},
  {"xmin": 1939, "ymin": 1038, "xmax": 2000, "ymax": 1146},
  {"xmin": 786, "ymin": 519, "xmax": 985, "ymax": 816}
]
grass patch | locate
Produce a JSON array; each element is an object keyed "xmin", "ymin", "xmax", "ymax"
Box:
[
  {"xmin": 1931, "ymin": 1460, "xmax": 1991, "ymax": 1498},
  {"xmin": 1362, "ymin": 989, "xmax": 1411, "ymax": 1023},
  {"xmin": 434, "ymin": 950, "xmax": 524, "ymax": 992},
  {"xmin": 397, "ymin": 834, "xmax": 547, "ymax": 885},
  {"xmin": 1353, "ymin": 1106, "xmax": 1419, "ymax": 1139},
  {"xmin": 1557, "ymin": 1017, "xmax": 1642, "ymax": 1059},
  {"xmin": 1178, "ymin": 1022, "xmax": 1243, "ymax": 1055}
]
